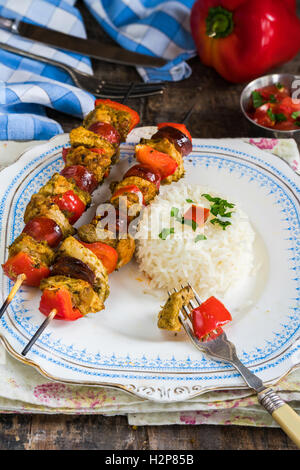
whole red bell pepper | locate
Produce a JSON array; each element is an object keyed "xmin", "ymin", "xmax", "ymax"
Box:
[{"xmin": 190, "ymin": 0, "xmax": 300, "ymax": 83}]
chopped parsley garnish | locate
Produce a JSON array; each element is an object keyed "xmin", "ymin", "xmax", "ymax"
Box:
[
  {"xmin": 170, "ymin": 207, "xmax": 179, "ymax": 217},
  {"xmin": 275, "ymin": 113, "xmax": 287, "ymax": 122},
  {"xmin": 181, "ymin": 218, "xmax": 197, "ymax": 231},
  {"xmin": 252, "ymin": 91, "xmax": 264, "ymax": 108},
  {"xmin": 201, "ymin": 194, "xmax": 234, "ymax": 217},
  {"xmin": 202, "ymin": 194, "xmax": 234, "ymax": 230},
  {"xmin": 210, "ymin": 219, "xmax": 232, "ymax": 230},
  {"xmin": 276, "ymin": 82, "xmax": 284, "ymax": 90},
  {"xmin": 269, "ymin": 94, "xmax": 277, "ymax": 103},
  {"xmin": 159, "ymin": 228, "xmax": 175, "ymax": 240},
  {"xmin": 186, "ymin": 198, "xmax": 194, "ymax": 203},
  {"xmin": 291, "ymin": 111, "xmax": 300, "ymax": 120},
  {"xmin": 195, "ymin": 234, "xmax": 207, "ymax": 242},
  {"xmin": 267, "ymin": 109, "xmax": 287, "ymax": 123},
  {"xmin": 267, "ymin": 108, "xmax": 275, "ymax": 121}
]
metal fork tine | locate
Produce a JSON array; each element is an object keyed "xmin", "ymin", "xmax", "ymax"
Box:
[
  {"xmin": 94, "ymin": 90, "xmax": 164, "ymax": 99},
  {"xmin": 187, "ymin": 283, "xmax": 202, "ymax": 306},
  {"xmin": 99, "ymin": 81, "xmax": 164, "ymax": 89},
  {"xmin": 101, "ymin": 83, "xmax": 164, "ymax": 93}
]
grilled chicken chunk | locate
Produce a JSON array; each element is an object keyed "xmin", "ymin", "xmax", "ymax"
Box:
[
  {"xmin": 83, "ymin": 104, "xmax": 131, "ymax": 142},
  {"xmin": 57, "ymin": 236, "xmax": 109, "ymax": 303},
  {"xmin": 69, "ymin": 126, "xmax": 116, "ymax": 158},
  {"xmin": 158, "ymin": 286, "xmax": 194, "ymax": 332},
  {"xmin": 111, "ymin": 176, "xmax": 157, "ymax": 204},
  {"xmin": 9, "ymin": 233, "xmax": 55, "ymax": 267},
  {"xmin": 26, "ymin": 173, "xmax": 90, "ymax": 207},
  {"xmin": 40, "ymin": 275, "xmax": 104, "ymax": 315},
  {"xmin": 64, "ymin": 146, "xmax": 112, "ymax": 183},
  {"xmin": 24, "ymin": 200, "xmax": 75, "ymax": 238},
  {"xmin": 116, "ymin": 237, "xmax": 135, "ymax": 269}
]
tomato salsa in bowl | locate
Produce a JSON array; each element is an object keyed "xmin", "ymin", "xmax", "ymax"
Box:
[{"xmin": 240, "ymin": 74, "xmax": 300, "ymax": 138}]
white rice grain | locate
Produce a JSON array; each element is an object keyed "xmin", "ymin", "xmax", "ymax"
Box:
[{"xmin": 135, "ymin": 183, "xmax": 255, "ymax": 298}]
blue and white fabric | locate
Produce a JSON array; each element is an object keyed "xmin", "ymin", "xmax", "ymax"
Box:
[
  {"xmin": 0, "ymin": 0, "xmax": 196, "ymax": 141},
  {"xmin": 0, "ymin": 0, "xmax": 94, "ymax": 140},
  {"xmin": 83, "ymin": 0, "xmax": 196, "ymax": 82}
]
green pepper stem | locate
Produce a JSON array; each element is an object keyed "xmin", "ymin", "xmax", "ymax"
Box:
[{"xmin": 206, "ymin": 6, "xmax": 234, "ymax": 39}]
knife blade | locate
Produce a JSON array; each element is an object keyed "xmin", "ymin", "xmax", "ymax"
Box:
[{"xmin": 0, "ymin": 16, "xmax": 167, "ymax": 68}]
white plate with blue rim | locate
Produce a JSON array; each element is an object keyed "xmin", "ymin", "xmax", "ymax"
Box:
[{"xmin": 0, "ymin": 127, "xmax": 299, "ymax": 403}]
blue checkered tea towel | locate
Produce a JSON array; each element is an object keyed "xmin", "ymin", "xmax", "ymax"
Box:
[
  {"xmin": 84, "ymin": 0, "xmax": 196, "ymax": 82},
  {"xmin": 0, "ymin": 0, "xmax": 94, "ymax": 140}
]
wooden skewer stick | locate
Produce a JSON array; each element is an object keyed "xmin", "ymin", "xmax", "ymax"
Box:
[
  {"xmin": 0, "ymin": 273, "xmax": 26, "ymax": 320},
  {"xmin": 21, "ymin": 309, "xmax": 57, "ymax": 357},
  {"xmin": 181, "ymin": 103, "xmax": 196, "ymax": 126},
  {"xmin": 20, "ymin": 86, "xmax": 138, "ymax": 357}
]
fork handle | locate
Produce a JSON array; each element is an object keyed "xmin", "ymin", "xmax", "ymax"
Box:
[{"xmin": 258, "ymin": 388, "xmax": 300, "ymax": 448}]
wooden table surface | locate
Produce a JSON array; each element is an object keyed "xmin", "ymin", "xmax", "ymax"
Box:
[{"xmin": 1, "ymin": 3, "xmax": 300, "ymax": 451}]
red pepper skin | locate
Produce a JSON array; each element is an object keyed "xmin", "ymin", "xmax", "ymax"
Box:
[
  {"xmin": 2, "ymin": 252, "xmax": 50, "ymax": 287},
  {"xmin": 111, "ymin": 184, "xmax": 145, "ymax": 206},
  {"xmin": 62, "ymin": 147, "xmax": 70, "ymax": 162},
  {"xmin": 23, "ymin": 217, "xmax": 63, "ymax": 248},
  {"xmin": 88, "ymin": 122, "xmax": 121, "ymax": 145},
  {"xmin": 79, "ymin": 241, "xmax": 118, "ymax": 274},
  {"xmin": 184, "ymin": 205, "xmax": 210, "ymax": 226},
  {"xmin": 136, "ymin": 145, "xmax": 178, "ymax": 179},
  {"xmin": 192, "ymin": 296, "xmax": 232, "ymax": 340},
  {"xmin": 191, "ymin": 0, "xmax": 300, "ymax": 83},
  {"xmin": 60, "ymin": 165, "xmax": 98, "ymax": 194},
  {"xmin": 94, "ymin": 99, "xmax": 140, "ymax": 132},
  {"xmin": 39, "ymin": 288, "xmax": 83, "ymax": 321},
  {"xmin": 53, "ymin": 190, "xmax": 86, "ymax": 224}
]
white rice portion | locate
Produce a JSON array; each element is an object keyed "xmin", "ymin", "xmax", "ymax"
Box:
[{"xmin": 135, "ymin": 183, "xmax": 255, "ymax": 298}]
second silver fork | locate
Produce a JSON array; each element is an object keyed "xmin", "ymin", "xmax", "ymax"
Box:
[{"xmin": 0, "ymin": 42, "xmax": 165, "ymax": 99}]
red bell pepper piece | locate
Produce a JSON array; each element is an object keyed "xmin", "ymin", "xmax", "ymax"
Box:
[
  {"xmin": 190, "ymin": 0, "xmax": 300, "ymax": 83},
  {"xmin": 111, "ymin": 184, "xmax": 145, "ymax": 206},
  {"xmin": 60, "ymin": 165, "xmax": 98, "ymax": 194},
  {"xmin": 192, "ymin": 296, "xmax": 232, "ymax": 340},
  {"xmin": 2, "ymin": 252, "xmax": 50, "ymax": 287},
  {"xmin": 184, "ymin": 205, "xmax": 210, "ymax": 227},
  {"xmin": 94, "ymin": 99, "xmax": 140, "ymax": 132},
  {"xmin": 157, "ymin": 122, "xmax": 192, "ymax": 142},
  {"xmin": 39, "ymin": 287, "xmax": 83, "ymax": 321},
  {"xmin": 53, "ymin": 190, "xmax": 86, "ymax": 224},
  {"xmin": 79, "ymin": 241, "xmax": 118, "ymax": 274},
  {"xmin": 88, "ymin": 122, "xmax": 121, "ymax": 145},
  {"xmin": 23, "ymin": 217, "xmax": 63, "ymax": 248},
  {"xmin": 136, "ymin": 145, "xmax": 178, "ymax": 179}
]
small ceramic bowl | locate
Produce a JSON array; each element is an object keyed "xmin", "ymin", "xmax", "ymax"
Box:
[{"xmin": 240, "ymin": 73, "xmax": 300, "ymax": 140}]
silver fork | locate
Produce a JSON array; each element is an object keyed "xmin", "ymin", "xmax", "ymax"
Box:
[
  {"xmin": 0, "ymin": 42, "xmax": 165, "ymax": 99},
  {"xmin": 169, "ymin": 285, "xmax": 300, "ymax": 447}
]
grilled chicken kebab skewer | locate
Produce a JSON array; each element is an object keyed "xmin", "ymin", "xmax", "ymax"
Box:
[
  {"xmin": 21, "ymin": 116, "xmax": 193, "ymax": 355},
  {"xmin": 0, "ymin": 98, "xmax": 140, "ymax": 319}
]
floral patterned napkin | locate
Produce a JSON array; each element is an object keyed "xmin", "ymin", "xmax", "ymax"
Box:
[{"xmin": 0, "ymin": 137, "xmax": 299, "ymax": 426}]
